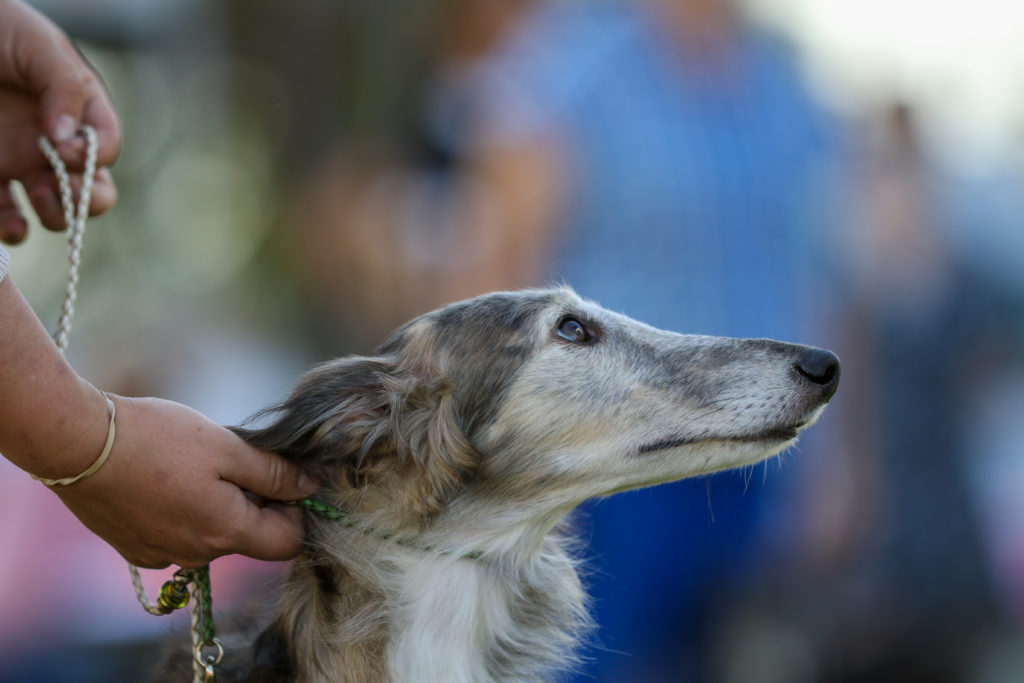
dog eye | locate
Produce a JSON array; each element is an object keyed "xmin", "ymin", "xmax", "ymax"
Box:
[{"xmin": 556, "ymin": 317, "xmax": 592, "ymax": 343}]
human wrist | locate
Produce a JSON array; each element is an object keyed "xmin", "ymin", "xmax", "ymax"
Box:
[
  {"xmin": 0, "ymin": 273, "xmax": 113, "ymax": 478},
  {"xmin": 12, "ymin": 378, "xmax": 112, "ymax": 482}
]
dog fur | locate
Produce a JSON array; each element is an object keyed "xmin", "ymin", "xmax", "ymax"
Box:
[{"xmin": 152, "ymin": 286, "xmax": 839, "ymax": 682}]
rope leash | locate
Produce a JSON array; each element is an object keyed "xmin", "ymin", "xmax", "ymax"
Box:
[
  {"xmin": 37, "ymin": 126, "xmax": 96, "ymax": 355},
  {"xmin": 128, "ymin": 564, "xmax": 220, "ymax": 681},
  {"xmin": 39, "ymin": 127, "xmax": 219, "ymax": 683}
]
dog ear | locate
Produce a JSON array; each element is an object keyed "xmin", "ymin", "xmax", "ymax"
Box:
[
  {"xmin": 379, "ymin": 370, "xmax": 479, "ymax": 518},
  {"xmin": 233, "ymin": 357, "xmax": 391, "ymax": 474},
  {"xmin": 233, "ymin": 356, "xmax": 478, "ymax": 521}
]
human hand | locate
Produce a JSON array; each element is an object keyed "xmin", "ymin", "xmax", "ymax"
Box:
[
  {"xmin": 50, "ymin": 394, "xmax": 320, "ymax": 569},
  {"xmin": 0, "ymin": 0, "xmax": 122, "ymax": 243}
]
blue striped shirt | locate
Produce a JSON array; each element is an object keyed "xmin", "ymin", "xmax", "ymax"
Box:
[{"xmin": 479, "ymin": 0, "xmax": 839, "ymax": 339}]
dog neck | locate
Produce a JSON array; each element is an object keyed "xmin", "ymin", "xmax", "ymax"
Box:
[
  {"xmin": 299, "ymin": 497, "xmax": 485, "ymax": 559},
  {"xmin": 267, "ymin": 505, "xmax": 590, "ymax": 683}
]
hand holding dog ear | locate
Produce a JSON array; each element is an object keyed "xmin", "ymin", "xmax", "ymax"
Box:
[
  {"xmin": 49, "ymin": 395, "xmax": 321, "ymax": 569},
  {"xmin": 0, "ymin": 0, "xmax": 121, "ymax": 243}
]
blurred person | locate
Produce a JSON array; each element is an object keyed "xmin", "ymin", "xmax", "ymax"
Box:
[
  {"xmin": 275, "ymin": 0, "xmax": 546, "ymax": 350},
  {"xmin": 288, "ymin": 0, "xmax": 843, "ymax": 679},
  {"xmin": 779, "ymin": 102, "xmax": 1008, "ymax": 683},
  {"xmin": 469, "ymin": 2, "xmax": 842, "ymax": 680},
  {"xmin": 0, "ymin": 0, "xmax": 316, "ymax": 592}
]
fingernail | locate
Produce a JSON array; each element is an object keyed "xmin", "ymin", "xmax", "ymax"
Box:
[
  {"xmin": 54, "ymin": 115, "xmax": 77, "ymax": 142},
  {"xmin": 298, "ymin": 471, "xmax": 321, "ymax": 495}
]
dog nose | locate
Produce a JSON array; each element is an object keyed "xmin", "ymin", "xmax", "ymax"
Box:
[{"xmin": 794, "ymin": 347, "xmax": 840, "ymax": 400}]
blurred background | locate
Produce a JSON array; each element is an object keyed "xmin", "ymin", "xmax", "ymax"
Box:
[{"xmin": 2, "ymin": 0, "xmax": 1024, "ymax": 681}]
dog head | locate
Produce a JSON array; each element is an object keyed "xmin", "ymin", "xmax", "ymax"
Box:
[{"xmin": 235, "ymin": 288, "xmax": 838, "ymax": 532}]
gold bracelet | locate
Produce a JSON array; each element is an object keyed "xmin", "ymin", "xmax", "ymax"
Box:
[{"xmin": 32, "ymin": 393, "xmax": 117, "ymax": 486}]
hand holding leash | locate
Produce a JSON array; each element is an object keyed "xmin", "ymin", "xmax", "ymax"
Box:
[{"xmin": 0, "ymin": 0, "xmax": 121, "ymax": 242}]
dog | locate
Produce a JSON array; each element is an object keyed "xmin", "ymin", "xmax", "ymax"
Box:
[{"xmin": 154, "ymin": 286, "xmax": 839, "ymax": 682}]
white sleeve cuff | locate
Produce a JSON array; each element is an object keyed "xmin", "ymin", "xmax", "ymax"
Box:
[{"xmin": 0, "ymin": 245, "xmax": 10, "ymax": 284}]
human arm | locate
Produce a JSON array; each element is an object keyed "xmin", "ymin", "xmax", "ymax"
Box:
[
  {"xmin": 0, "ymin": 0, "xmax": 121, "ymax": 241},
  {"xmin": 0, "ymin": 269, "xmax": 319, "ymax": 568}
]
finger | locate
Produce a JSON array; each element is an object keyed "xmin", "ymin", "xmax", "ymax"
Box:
[
  {"xmin": 23, "ymin": 167, "xmax": 115, "ymax": 227},
  {"xmin": 53, "ymin": 135, "xmax": 86, "ymax": 166},
  {"xmin": 231, "ymin": 503, "xmax": 306, "ymax": 562},
  {"xmin": 2, "ymin": 4, "xmax": 85, "ymax": 142},
  {"xmin": 222, "ymin": 444, "xmax": 321, "ymax": 503},
  {"xmin": 0, "ymin": 126, "xmax": 49, "ymax": 178},
  {"xmin": 33, "ymin": 52, "xmax": 89, "ymax": 145},
  {"xmin": 0, "ymin": 183, "xmax": 28, "ymax": 244},
  {"xmin": 81, "ymin": 84, "xmax": 122, "ymax": 167},
  {"xmin": 88, "ymin": 168, "xmax": 117, "ymax": 217},
  {"xmin": 14, "ymin": 7, "xmax": 119, "ymax": 161},
  {"xmin": 23, "ymin": 172, "xmax": 65, "ymax": 230},
  {"xmin": 51, "ymin": 80, "xmax": 122, "ymax": 170},
  {"xmin": 0, "ymin": 89, "xmax": 53, "ymax": 177}
]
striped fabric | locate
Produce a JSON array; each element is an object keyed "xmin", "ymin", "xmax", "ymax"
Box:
[
  {"xmin": 0, "ymin": 244, "xmax": 10, "ymax": 284},
  {"xmin": 477, "ymin": 0, "xmax": 842, "ymax": 340}
]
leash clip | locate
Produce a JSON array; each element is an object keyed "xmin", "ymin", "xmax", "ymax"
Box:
[{"xmin": 196, "ymin": 639, "xmax": 223, "ymax": 683}]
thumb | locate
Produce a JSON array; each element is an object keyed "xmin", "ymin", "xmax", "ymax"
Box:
[
  {"xmin": 36, "ymin": 58, "xmax": 88, "ymax": 142},
  {"xmin": 8, "ymin": 3, "xmax": 88, "ymax": 141},
  {"xmin": 223, "ymin": 442, "xmax": 321, "ymax": 502},
  {"xmin": 232, "ymin": 503, "xmax": 306, "ymax": 562}
]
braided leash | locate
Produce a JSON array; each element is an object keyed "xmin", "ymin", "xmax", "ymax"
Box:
[
  {"xmin": 37, "ymin": 126, "xmax": 96, "ymax": 355},
  {"xmin": 128, "ymin": 564, "xmax": 220, "ymax": 681},
  {"xmin": 39, "ymin": 127, "xmax": 219, "ymax": 683}
]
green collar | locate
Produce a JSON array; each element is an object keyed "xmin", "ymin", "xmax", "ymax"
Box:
[{"xmin": 299, "ymin": 497, "xmax": 483, "ymax": 560}]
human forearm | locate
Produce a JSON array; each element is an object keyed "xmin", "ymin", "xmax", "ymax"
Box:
[
  {"xmin": 0, "ymin": 272, "xmax": 317, "ymax": 567},
  {"xmin": 0, "ymin": 1, "xmax": 315, "ymax": 568},
  {"xmin": 0, "ymin": 273, "xmax": 109, "ymax": 479}
]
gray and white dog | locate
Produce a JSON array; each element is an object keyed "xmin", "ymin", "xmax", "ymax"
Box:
[{"xmin": 156, "ymin": 287, "xmax": 839, "ymax": 682}]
